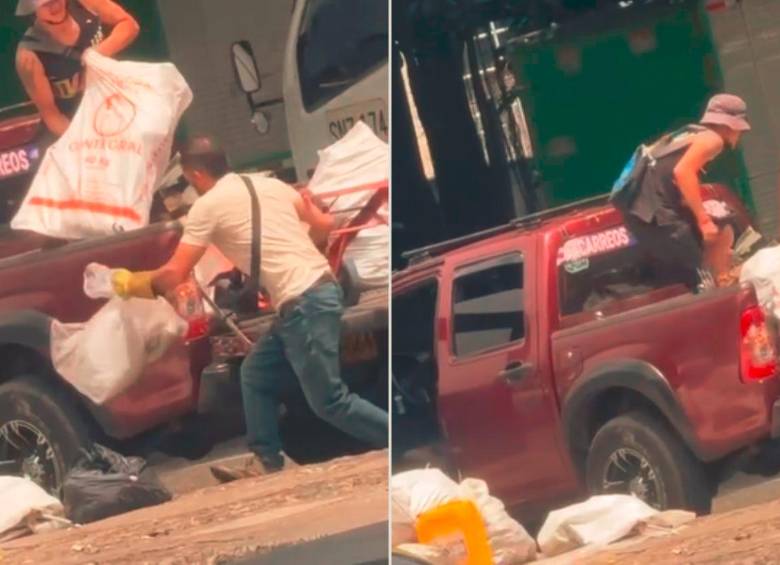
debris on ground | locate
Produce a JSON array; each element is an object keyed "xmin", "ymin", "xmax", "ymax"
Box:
[
  {"xmin": 0, "ymin": 476, "xmax": 70, "ymax": 543},
  {"xmin": 63, "ymin": 444, "xmax": 172, "ymax": 525},
  {"xmin": 391, "ymin": 467, "xmax": 706, "ymax": 565},
  {"xmin": 392, "ymin": 469, "xmax": 536, "ymax": 564},
  {"xmin": 0, "ymin": 450, "xmax": 387, "ymax": 565}
]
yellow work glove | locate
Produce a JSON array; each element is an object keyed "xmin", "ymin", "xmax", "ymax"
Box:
[{"xmin": 111, "ymin": 269, "xmax": 156, "ymax": 299}]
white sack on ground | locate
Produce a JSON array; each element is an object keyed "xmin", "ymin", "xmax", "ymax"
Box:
[
  {"xmin": 739, "ymin": 245, "xmax": 780, "ymax": 319},
  {"xmin": 458, "ymin": 479, "xmax": 537, "ymax": 564},
  {"xmin": 12, "ymin": 49, "xmax": 193, "ymax": 239},
  {"xmin": 0, "ymin": 476, "xmax": 68, "ymax": 541},
  {"xmin": 391, "ymin": 468, "xmax": 460, "ymax": 525},
  {"xmin": 308, "ymin": 121, "xmax": 389, "ymax": 286},
  {"xmin": 537, "ymin": 494, "xmax": 659, "ymax": 557},
  {"xmin": 51, "ymin": 297, "xmax": 187, "ymax": 404},
  {"xmin": 391, "ymin": 470, "xmax": 536, "ymax": 564},
  {"xmin": 391, "ymin": 468, "xmax": 459, "ymax": 546}
]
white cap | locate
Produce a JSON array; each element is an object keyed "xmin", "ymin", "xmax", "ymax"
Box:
[{"xmin": 16, "ymin": 0, "xmax": 48, "ymax": 16}]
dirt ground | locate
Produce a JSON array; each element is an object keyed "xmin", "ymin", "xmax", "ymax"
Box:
[
  {"xmin": 0, "ymin": 450, "xmax": 388, "ymax": 565},
  {"xmin": 576, "ymin": 498, "xmax": 780, "ymax": 564}
]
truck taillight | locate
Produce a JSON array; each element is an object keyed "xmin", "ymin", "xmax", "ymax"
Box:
[
  {"xmin": 740, "ymin": 306, "xmax": 777, "ymax": 382},
  {"xmin": 185, "ymin": 315, "xmax": 210, "ymax": 342}
]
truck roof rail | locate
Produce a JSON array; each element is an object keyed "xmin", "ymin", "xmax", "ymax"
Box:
[
  {"xmin": 0, "ymin": 101, "xmax": 35, "ymax": 119},
  {"xmin": 402, "ymin": 193, "xmax": 610, "ymax": 264}
]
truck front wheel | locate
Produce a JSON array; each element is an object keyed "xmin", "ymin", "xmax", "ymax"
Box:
[
  {"xmin": 585, "ymin": 410, "xmax": 712, "ymax": 515},
  {"xmin": 0, "ymin": 374, "xmax": 92, "ymax": 497}
]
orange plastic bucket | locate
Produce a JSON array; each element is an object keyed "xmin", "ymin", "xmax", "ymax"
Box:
[{"xmin": 415, "ymin": 499, "xmax": 493, "ymax": 565}]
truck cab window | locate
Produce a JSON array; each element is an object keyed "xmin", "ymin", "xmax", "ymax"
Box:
[
  {"xmin": 297, "ymin": 0, "xmax": 388, "ymax": 112},
  {"xmin": 452, "ymin": 254, "xmax": 524, "ymax": 357}
]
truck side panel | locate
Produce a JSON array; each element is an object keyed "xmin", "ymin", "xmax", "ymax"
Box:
[
  {"xmin": 0, "ymin": 224, "xmax": 208, "ymax": 438},
  {"xmin": 551, "ymin": 287, "xmax": 780, "ymax": 461}
]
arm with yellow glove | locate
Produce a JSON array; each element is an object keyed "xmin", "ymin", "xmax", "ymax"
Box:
[{"xmin": 111, "ymin": 243, "xmax": 207, "ymax": 300}]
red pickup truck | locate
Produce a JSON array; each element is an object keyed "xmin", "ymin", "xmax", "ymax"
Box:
[
  {"xmin": 0, "ymin": 110, "xmax": 388, "ymax": 496},
  {"xmin": 392, "ymin": 185, "xmax": 780, "ymax": 521}
]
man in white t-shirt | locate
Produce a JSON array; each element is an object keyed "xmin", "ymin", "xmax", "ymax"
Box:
[{"xmin": 112, "ymin": 136, "xmax": 388, "ymax": 478}]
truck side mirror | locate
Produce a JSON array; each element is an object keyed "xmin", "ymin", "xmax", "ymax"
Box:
[{"xmin": 231, "ymin": 40, "xmax": 262, "ymax": 94}]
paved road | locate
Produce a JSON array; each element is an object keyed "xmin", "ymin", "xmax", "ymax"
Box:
[
  {"xmin": 147, "ymin": 434, "xmax": 780, "ymax": 506},
  {"xmin": 715, "ymin": 470, "xmax": 780, "ymax": 513},
  {"xmin": 231, "ymin": 523, "xmax": 388, "ymax": 565}
]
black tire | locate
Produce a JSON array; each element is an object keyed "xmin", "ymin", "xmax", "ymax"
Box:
[
  {"xmin": 586, "ymin": 410, "xmax": 713, "ymax": 515},
  {"xmin": 0, "ymin": 374, "xmax": 92, "ymax": 497}
]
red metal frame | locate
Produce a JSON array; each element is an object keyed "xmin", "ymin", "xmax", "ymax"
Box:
[
  {"xmin": 308, "ymin": 179, "xmax": 389, "ymax": 275},
  {"xmin": 246, "ymin": 179, "xmax": 388, "ymax": 314}
]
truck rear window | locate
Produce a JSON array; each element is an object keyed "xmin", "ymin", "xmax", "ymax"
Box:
[
  {"xmin": 558, "ymin": 226, "xmax": 662, "ymax": 317},
  {"xmin": 452, "ymin": 253, "xmax": 524, "ymax": 357}
]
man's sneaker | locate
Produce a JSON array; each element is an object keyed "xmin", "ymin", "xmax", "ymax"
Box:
[{"xmin": 210, "ymin": 454, "xmax": 295, "ymax": 483}]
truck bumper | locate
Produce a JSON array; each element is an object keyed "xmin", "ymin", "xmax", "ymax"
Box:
[{"xmin": 771, "ymin": 399, "xmax": 780, "ymax": 439}]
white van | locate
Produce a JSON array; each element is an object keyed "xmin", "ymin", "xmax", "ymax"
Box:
[{"xmin": 231, "ymin": 0, "xmax": 388, "ymax": 183}]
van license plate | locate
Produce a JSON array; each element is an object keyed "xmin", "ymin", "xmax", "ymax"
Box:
[{"xmin": 327, "ymin": 100, "xmax": 388, "ymax": 142}]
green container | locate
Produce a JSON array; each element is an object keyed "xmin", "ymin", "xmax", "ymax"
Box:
[{"xmin": 509, "ymin": 1, "xmax": 754, "ymax": 212}]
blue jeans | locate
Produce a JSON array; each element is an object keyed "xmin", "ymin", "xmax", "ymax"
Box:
[{"xmin": 240, "ymin": 282, "xmax": 388, "ymax": 463}]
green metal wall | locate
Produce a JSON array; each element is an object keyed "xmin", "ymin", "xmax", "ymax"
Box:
[
  {"xmin": 510, "ymin": 2, "xmax": 753, "ymax": 210},
  {"xmin": 0, "ymin": 0, "xmax": 169, "ymax": 109}
]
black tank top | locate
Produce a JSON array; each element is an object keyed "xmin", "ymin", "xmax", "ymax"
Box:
[
  {"xmin": 19, "ymin": 0, "xmax": 104, "ymax": 118},
  {"xmin": 629, "ymin": 125, "xmax": 708, "ymax": 225}
]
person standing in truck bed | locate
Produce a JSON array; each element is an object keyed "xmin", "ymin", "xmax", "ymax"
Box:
[
  {"xmin": 14, "ymin": 0, "xmax": 139, "ymax": 138},
  {"xmin": 619, "ymin": 94, "xmax": 751, "ymax": 288},
  {"xmin": 111, "ymin": 136, "xmax": 389, "ymax": 479}
]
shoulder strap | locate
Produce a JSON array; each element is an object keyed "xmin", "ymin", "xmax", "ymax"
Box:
[
  {"xmin": 649, "ymin": 124, "xmax": 708, "ymax": 161},
  {"xmin": 19, "ymin": 28, "xmax": 81, "ymax": 60},
  {"xmin": 239, "ymin": 175, "xmax": 261, "ymax": 291}
]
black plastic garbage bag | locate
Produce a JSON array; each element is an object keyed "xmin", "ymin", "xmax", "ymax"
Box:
[{"xmin": 62, "ymin": 444, "xmax": 172, "ymax": 524}]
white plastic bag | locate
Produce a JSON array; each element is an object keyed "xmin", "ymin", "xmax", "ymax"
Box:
[
  {"xmin": 391, "ymin": 468, "xmax": 459, "ymax": 546},
  {"xmin": 391, "ymin": 468, "xmax": 460, "ymax": 525},
  {"xmin": 458, "ymin": 479, "xmax": 537, "ymax": 564},
  {"xmin": 537, "ymin": 495, "xmax": 659, "ymax": 557},
  {"xmin": 0, "ymin": 476, "xmax": 67, "ymax": 541},
  {"xmin": 308, "ymin": 121, "xmax": 389, "ymax": 286},
  {"xmin": 740, "ymin": 245, "xmax": 780, "ymax": 320},
  {"xmin": 12, "ymin": 49, "xmax": 193, "ymax": 239},
  {"xmin": 51, "ymin": 297, "xmax": 187, "ymax": 404},
  {"xmin": 83, "ymin": 262, "xmax": 115, "ymax": 299}
]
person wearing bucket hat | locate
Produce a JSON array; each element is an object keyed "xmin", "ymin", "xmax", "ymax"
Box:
[
  {"xmin": 618, "ymin": 93, "xmax": 751, "ymax": 289},
  {"xmin": 14, "ymin": 0, "xmax": 139, "ymax": 137}
]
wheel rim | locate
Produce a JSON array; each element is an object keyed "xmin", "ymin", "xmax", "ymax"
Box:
[
  {"xmin": 0, "ymin": 420, "xmax": 60, "ymax": 495},
  {"xmin": 601, "ymin": 447, "xmax": 665, "ymax": 509}
]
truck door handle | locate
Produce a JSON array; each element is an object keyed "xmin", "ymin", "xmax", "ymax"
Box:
[{"xmin": 499, "ymin": 362, "xmax": 533, "ymax": 385}]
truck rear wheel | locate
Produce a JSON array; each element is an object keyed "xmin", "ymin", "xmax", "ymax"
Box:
[
  {"xmin": 0, "ymin": 374, "xmax": 92, "ymax": 497},
  {"xmin": 585, "ymin": 410, "xmax": 712, "ymax": 515}
]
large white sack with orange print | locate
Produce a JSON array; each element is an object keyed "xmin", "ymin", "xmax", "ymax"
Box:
[
  {"xmin": 12, "ymin": 49, "xmax": 193, "ymax": 239},
  {"xmin": 308, "ymin": 121, "xmax": 389, "ymax": 286}
]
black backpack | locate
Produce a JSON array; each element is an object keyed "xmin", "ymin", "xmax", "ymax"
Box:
[{"xmin": 610, "ymin": 124, "xmax": 707, "ymax": 212}]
